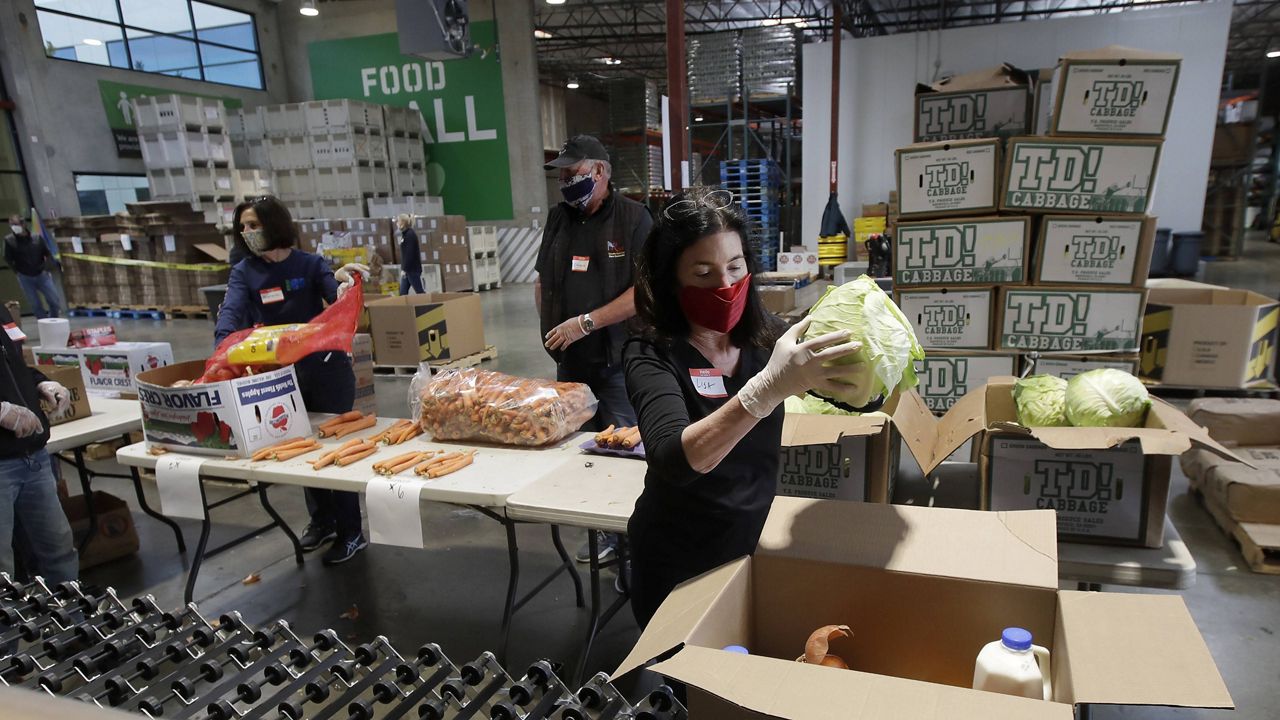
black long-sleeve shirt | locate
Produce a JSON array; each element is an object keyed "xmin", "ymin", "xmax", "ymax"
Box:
[
  {"xmin": 3, "ymin": 232, "xmax": 53, "ymax": 277},
  {"xmin": 0, "ymin": 303, "xmax": 49, "ymax": 458},
  {"xmin": 400, "ymin": 227, "xmax": 422, "ymax": 275},
  {"xmin": 623, "ymin": 336, "xmax": 783, "ymax": 517}
]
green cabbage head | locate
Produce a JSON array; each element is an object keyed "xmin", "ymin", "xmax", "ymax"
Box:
[
  {"xmin": 1013, "ymin": 374, "xmax": 1069, "ymax": 427},
  {"xmin": 1064, "ymin": 368, "xmax": 1151, "ymax": 428},
  {"xmin": 802, "ymin": 275, "xmax": 925, "ymax": 408}
]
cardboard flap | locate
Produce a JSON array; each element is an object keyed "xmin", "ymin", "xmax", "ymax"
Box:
[
  {"xmin": 653, "ymin": 646, "xmax": 1071, "ymax": 720},
  {"xmin": 756, "ymin": 498, "xmax": 1058, "ymax": 589},
  {"xmin": 1061, "ymin": 45, "xmax": 1182, "ymax": 62},
  {"xmin": 781, "ymin": 413, "xmax": 887, "ymax": 445},
  {"xmin": 930, "ymin": 63, "xmax": 1030, "ymax": 92},
  {"xmin": 1152, "ymin": 399, "xmax": 1252, "ymax": 467},
  {"xmin": 1027, "ymin": 426, "xmax": 1187, "ymax": 455},
  {"xmin": 194, "ymin": 242, "xmax": 229, "ymax": 262},
  {"xmin": 890, "ymin": 391, "xmax": 941, "ymax": 472},
  {"xmin": 1056, "ymin": 592, "xmax": 1232, "ymax": 708},
  {"xmin": 613, "ymin": 558, "xmax": 749, "ymax": 678},
  {"xmin": 925, "ymin": 388, "xmax": 988, "ymax": 473}
]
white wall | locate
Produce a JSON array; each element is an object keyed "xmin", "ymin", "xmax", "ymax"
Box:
[{"xmin": 801, "ymin": 1, "xmax": 1232, "ymax": 249}]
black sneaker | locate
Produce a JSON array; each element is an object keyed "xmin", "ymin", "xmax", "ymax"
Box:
[
  {"xmin": 322, "ymin": 533, "xmax": 369, "ymax": 566},
  {"xmin": 575, "ymin": 531, "xmax": 618, "ymax": 564},
  {"xmin": 299, "ymin": 523, "xmax": 337, "ymax": 552}
]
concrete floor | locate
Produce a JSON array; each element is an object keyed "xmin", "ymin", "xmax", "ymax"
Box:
[{"xmin": 20, "ymin": 236, "xmax": 1280, "ymax": 717}]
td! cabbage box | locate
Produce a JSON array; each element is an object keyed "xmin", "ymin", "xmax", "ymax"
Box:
[{"xmin": 135, "ymin": 360, "xmax": 312, "ymax": 457}]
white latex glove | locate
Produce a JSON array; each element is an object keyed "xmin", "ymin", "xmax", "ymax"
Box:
[
  {"xmin": 737, "ymin": 316, "xmax": 863, "ymax": 419},
  {"xmin": 544, "ymin": 315, "xmax": 589, "ymax": 351},
  {"xmin": 0, "ymin": 401, "xmax": 43, "ymax": 438},
  {"xmin": 37, "ymin": 381, "xmax": 70, "ymax": 415},
  {"xmin": 335, "ymin": 263, "xmax": 371, "ymax": 296}
]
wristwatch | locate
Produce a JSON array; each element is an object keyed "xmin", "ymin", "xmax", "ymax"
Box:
[{"xmin": 580, "ymin": 313, "xmax": 596, "ymax": 333}]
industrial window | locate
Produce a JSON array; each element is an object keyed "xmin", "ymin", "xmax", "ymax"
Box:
[
  {"xmin": 74, "ymin": 173, "xmax": 150, "ymax": 215},
  {"xmin": 34, "ymin": 0, "xmax": 264, "ymax": 90}
]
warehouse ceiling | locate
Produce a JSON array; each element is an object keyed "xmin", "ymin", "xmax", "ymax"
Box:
[{"xmin": 534, "ymin": 0, "xmax": 1277, "ymax": 89}]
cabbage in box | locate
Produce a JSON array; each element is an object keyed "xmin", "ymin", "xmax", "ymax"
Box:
[{"xmin": 135, "ymin": 360, "xmax": 311, "ymax": 457}]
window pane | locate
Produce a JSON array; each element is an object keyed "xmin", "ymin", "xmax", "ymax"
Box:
[
  {"xmin": 36, "ymin": 11, "xmax": 128, "ymax": 68},
  {"xmin": 200, "ymin": 43, "xmax": 261, "ymax": 88},
  {"xmin": 193, "ymin": 2, "xmax": 256, "ymax": 51},
  {"xmin": 75, "ymin": 174, "xmax": 149, "ymax": 215},
  {"xmin": 120, "ymin": 0, "xmax": 193, "ymax": 35},
  {"xmin": 0, "ymin": 173, "xmax": 28, "ymax": 221},
  {"xmin": 0, "ymin": 115, "xmax": 19, "ymax": 172},
  {"xmin": 33, "ymin": 0, "xmax": 119, "ymax": 24},
  {"xmin": 127, "ymin": 29, "xmax": 201, "ymax": 79}
]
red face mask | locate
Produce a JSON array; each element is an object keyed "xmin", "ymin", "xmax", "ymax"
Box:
[{"xmin": 679, "ymin": 274, "xmax": 752, "ymax": 333}]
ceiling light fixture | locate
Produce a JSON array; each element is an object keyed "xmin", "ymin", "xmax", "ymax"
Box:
[
  {"xmin": 299, "ymin": 0, "xmax": 319, "ymax": 17},
  {"xmin": 82, "ymin": 37, "xmax": 103, "ymax": 46},
  {"xmin": 1269, "ymin": 49, "xmax": 1280, "ymax": 58},
  {"xmin": 596, "ymin": 57, "xmax": 622, "ymax": 66},
  {"xmin": 534, "ymin": 29, "xmax": 553, "ymax": 39},
  {"xmin": 694, "ymin": 114, "xmax": 704, "ymax": 122},
  {"xmin": 566, "ymin": 77, "xmax": 579, "ymax": 89},
  {"xmin": 546, "ymin": 0, "xmax": 566, "ymax": 5}
]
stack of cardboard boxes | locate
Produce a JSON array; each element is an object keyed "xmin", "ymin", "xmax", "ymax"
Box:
[
  {"xmin": 412, "ymin": 215, "xmax": 473, "ymax": 294},
  {"xmin": 898, "ymin": 47, "xmax": 1180, "ymax": 415},
  {"xmin": 351, "ymin": 333, "xmax": 376, "ymax": 416}
]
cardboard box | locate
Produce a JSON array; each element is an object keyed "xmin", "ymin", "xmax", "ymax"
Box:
[
  {"xmin": 1186, "ymin": 397, "xmax": 1280, "ymax": 447},
  {"xmin": 1035, "ymin": 216, "xmax": 1154, "ymax": 286},
  {"xmin": 1002, "ymin": 136, "xmax": 1162, "ymax": 215},
  {"xmin": 894, "ymin": 216, "xmax": 1030, "ymax": 287},
  {"xmin": 1051, "ymin": 46, "xmax": 1181, "ymax": 138},
  {"xmin": 135, "ymin": 360, "xmax": 312, "ymax": 457},
  {"xmin": 775, "ymin": 251, "xmax": 819, "ymax": 276},
  {"xmin": 897, "ymin": 288, "xmax": 994, "ymax": 350},
  {"xmin": 1031, "ymin": 66, "xmax": 1056, "ymax": 134},
  {"xmin": 895, "ymin": 139, "xmax": 1000, "ymax": 219},
  {"xmin": 1197, "ymin": 448, "xmax": 1280, "ymax": 524},
  {"xmin": 64, "ymin": 491, "xmax": 139, "ymax": 571},
  {"xmin": 366, "ymin": 293, "xmax": 485, "ymax": 366},
  {"xmin": 998, "ymin": 287, "xmax": 1144, "ymax": 353},
  {"xmin": 616, "ymin": 498, "xmax": 1233, "ymax": 717},
  {"xmin": 358, "ymin": 294, "xmax": 390, "ymax": 334},
  {"xmin": 1024, "ymin": 354, "xmax": 1139, "ymax": 380},
  {"xmin": 919, "ymin": 377, "xmax": 1239, "ymax": 546},
  {"xmin": 441, "ymin": 261, "xmax": 473, "ymax": 294},
  {"xmin": 352, "ymin": 382, "xmax": 377, "ymax": 416},
  {"xmin": 1139, "ymin": 288, "xmax": 1278, "ymax": 388},
  {"xmin": 33, "ymin": 342, "xmax": 175, "ymax": 397},
  {"xmin": 758, "ymin": 286, "xmax": 796, "ymax": 315},
  {"xmin": 422, "ymin": 264, "xmax": 444, "ymax": 294},
  {"xmin": 776, "ymin": 394, "xmax": 924, "ymax": 502},
  {"xmin": 39, "ymin": 365, "xmax": 91, "ymax": 426},
  {"xmin": 915, "ymin": 352, "xmax": 1017, "ymax": 414},
  {"xmin": 914, "ymin": 64, "xmax": 1033, "ymax": 143}
]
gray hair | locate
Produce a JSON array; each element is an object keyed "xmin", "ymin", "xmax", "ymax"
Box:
[{"xmin": 576, "ymin": 159, "xmax": 612, "ymax": 178}]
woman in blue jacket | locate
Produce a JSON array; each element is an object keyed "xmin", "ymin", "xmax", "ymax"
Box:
[{"xmin": 215, "ymin": 196, "xmax": 368, "ymax": 565}]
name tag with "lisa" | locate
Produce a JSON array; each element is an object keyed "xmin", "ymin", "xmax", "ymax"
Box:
[{"xmin": 690, "ymin": 369, "xmax": 728, "ymax": 398}]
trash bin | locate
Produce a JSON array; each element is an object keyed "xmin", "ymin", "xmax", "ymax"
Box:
[
  {"xmin": 1148, "ymin": 228, "xmax": 1172, "ymax": 277},
  {"xmin": 200, "ymin": 284, "xmax": 227, "ymax": 319},
  {"xmin": 1171, "ymin": 232, "xmax": 1203, "ymax": 277}
]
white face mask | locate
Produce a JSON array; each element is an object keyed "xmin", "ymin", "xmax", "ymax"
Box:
[
  {"xmin": 9, "ymin": 225, "xmax": 23, "ymax": 235},
  {"xmin": 242, "ymin": 229, "xmax": 269, "ymax": 254}
]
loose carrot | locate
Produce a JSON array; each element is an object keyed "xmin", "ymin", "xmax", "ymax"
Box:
[
  {"xmin": 319, "ymin": 411, "xmax": 363, "ymax": 431},
  {"xmin": 423, "ymin": 451, "xmax": 463, "ymax": 468},
  {"xmin": 385, "ymin": 453, "xmax": 428, "ymax": 476},
  {"xmin": 375, "ymin": 451, "xmax": 425, "ymax": 472},
  {"xmin": 594, "ymin": 424, "xmax": 616, "ymax": 445},
  {"xmin": 252, "ymin": 437, "xmax": 313, "ymax": 461},
  {"xmin": 331, "ymin": 416, "xmax": 378, "ymax": 439},
  {"xmin": 336, "ymin": 441, "xmax": 375, "ymax": 458},
  {"xmin": 275, "ymin": 443, "xmax": 323, "ymax": 461},
  {"xmin": 428, "ymin": 453, "xmax": 474, "ymax": 478},
  {"xmin": 311, "ymin": 452, "xmax": 338, "ymax": 470},
  {"xmin": 335, "ymin": 447, "xmax": 378, "ymax": 467}
]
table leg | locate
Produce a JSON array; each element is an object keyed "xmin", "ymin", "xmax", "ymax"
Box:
[
  {"xmin": 573, "ymin": 532, "xmax": 604, "ymax": 687},
  {"xmin": 127, "ymin": 463, "xmax": 186, "ymax": 553},
  {"xmin": 257, "ymin": 484, "xmax": 303, "ymax": 566},
  {"xmin": 1078, "ymin": 704, "xmax": 1091, "ymax": 720},
  {"xmin": 498, "ymin": 519, "xmax": 520, "ymax": 664},
  {"xmin": 550, "ymin": 526, "xmax": 584, "ymax": 609},
  {"xmin": 183, "ymin": 482, "xmax": 213, "ymax": 605},
  {"xmin": 71, "ymin": 448, "xmax": 98, "ymax": 555}
]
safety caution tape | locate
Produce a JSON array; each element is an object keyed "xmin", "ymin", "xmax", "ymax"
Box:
[{"xmin": 63, "ymin": 254, "xmax": 229, "ymax": 272}]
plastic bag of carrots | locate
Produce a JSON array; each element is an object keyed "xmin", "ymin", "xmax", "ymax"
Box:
[
  {"xmin": 198, "ymin": 276, "xmax": 363, "ymax": 383},
  {"xmin": 415, "ymin": 368, "xmax": 597, "ymax": 447}
]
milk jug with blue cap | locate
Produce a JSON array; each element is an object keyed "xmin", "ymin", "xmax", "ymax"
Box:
[{"xmin": 973, "ymin": 627, "xmax": 1052, "ymax": 700}]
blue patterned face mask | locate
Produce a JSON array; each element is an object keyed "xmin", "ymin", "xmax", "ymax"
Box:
[{"xmin": 559, "ymin": 173, "xmax": 595, "ymax": 210}]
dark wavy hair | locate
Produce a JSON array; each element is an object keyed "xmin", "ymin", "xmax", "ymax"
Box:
[
  {"xmin": 633, "ymin": 186, "xmax": 779, "ymax": 350},
  {"xmin": 235, "ymin": 195, "xmax": 297, "ymax": 252}
]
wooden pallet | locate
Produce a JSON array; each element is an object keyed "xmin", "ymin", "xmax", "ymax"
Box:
[
  {"xmin": 1192, "ymin": 487, "xmax": 1280, "ymax": 575},
  {"xmin": 165, "ymin": 305, "xmax": 211, "ymax": 319},
  {"xmin": 473, "ymin": 282, "xmax": 502, "ymax": 292},
  {"xmin": 373, "ymin": 344, "xmax": 498, "ymax": 376}
]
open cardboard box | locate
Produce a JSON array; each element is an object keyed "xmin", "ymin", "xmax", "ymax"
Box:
[
  {"xmin": 616, "ymin": 498, "xmax": 1232, "ymax": 719},
  {"xmin": 904, "ymin": 377, "xmax": 1241, "ymax": 546},
  {"xmin": 1139, "ymin": 287, "xmax": 1279, "ymax": 389},
  {"xmin": 914, "ymin": 64, "xmax": 1033, "ymax": 143}
]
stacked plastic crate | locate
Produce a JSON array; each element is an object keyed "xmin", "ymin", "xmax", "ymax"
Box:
[
  {"xmin": 383, "ymin": 105, "xmax": 429, "ymax": 202},
  {"xmin": 740, "ymin": 26, "xmax": 800, "ymax": 99},
  {"xmin": 720, "ymin": 159, "xmax": 782, "ymax": 270},
  {"xmin": 688, "ymin": 32, "xmax": 741, "ymax": 105},
  {"xmin": 135, "ymin": 95, "xmax": 237, "ymax": 224},
  {"xmin": 607, "ymin": 79, "xmax": 663, "ymax": 198},
  {"xmin": 305, "ymin": 99, "xmax": 392, "ymax": 220}
]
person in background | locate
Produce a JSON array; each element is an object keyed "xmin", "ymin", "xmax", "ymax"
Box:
[
  {"xmin": 624, "ymin": 187, "xmax": 861, "ymax": 627},
  {"xmin": 4, "ymin": 215, "xmax": 61, "ymax": 319},
  {"xmin": 228, "ymin": 203, "xmax": 252, "ymax": 268},
  {"xmin": 0, "ymin": 301, "xmax": 77, "ymax": 583},
  {"xmin": 536, "ymin": 134, "xmax": 653, "ymax": 567},
  {"xmin": 397, "ymin": 214, "xmax": 423, "ymax": 295},
  {"xmin": 215, "ymin": 196, "xmax": 370, "ymax": 566}
]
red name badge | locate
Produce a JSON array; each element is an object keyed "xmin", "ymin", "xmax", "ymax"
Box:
[
  {"xmin": 690, "ymin": 368, "xmax": 728, "ymax": 398},
  {"xmin": 571, "ymin": 256, "xmax": 590, "ymax": 272},
  {"xmin": 260, "ymin": 287, "xmax": 285, "ymax": 304},
  {"xmin": 3, "ymin": 323, "xmax": 25, "ymax": 342}
]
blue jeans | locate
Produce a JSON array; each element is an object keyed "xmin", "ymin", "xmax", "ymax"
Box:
[
  {"xmin": 0, "ymin": 450, "xmax": 78, "ymax": 583},
  {"xmin": 557, "ymin": 362, "xmax": 636, "ymax": 432},
  {"xmin": 400, "ymin": 272, "xmax": 424, "ymax": 295},
  {"xmin": 17, "ymin": 272, "xmax": 61, "ymax": 319}
]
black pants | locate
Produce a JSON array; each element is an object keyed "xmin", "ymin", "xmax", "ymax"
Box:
[
  {"xmin": 627, "ymin": 496, "xmax": 771, "ymax": 629},
  {"xmin": 297, "ymin": 353, "xmax": 361, "ymax": 537}
]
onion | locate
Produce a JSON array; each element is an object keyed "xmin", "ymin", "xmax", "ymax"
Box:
[{"xmin": 797, "ymin": 624, "xmax": 852, "ymax": 669}]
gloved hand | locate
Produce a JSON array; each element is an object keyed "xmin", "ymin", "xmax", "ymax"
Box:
[
  {"xmin": 0, "ymin": 401, "xmax": 44, "ymax": 438},
  {"xmin": 544, "ymin": 315, "xmax": 589, "ymax": 351},
  {"xmin": 335, "ymin": 263, "xmax": 370, "ymax": 296},
  {"xmin": 37, "ymin": 381, "xmax": 70, "ymax": 414},
  {"xmin": 737, "ymin": 316, "xmax": 863, "ymax": 419}
]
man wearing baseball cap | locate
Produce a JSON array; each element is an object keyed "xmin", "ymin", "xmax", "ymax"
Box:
[{"xmin": 536, "ymin": 134, "xmax": 652, "ymax": 568}]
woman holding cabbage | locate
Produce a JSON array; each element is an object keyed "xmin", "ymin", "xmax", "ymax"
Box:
[
  {"xmin": 215, "ymin": 195, "xmax": 370, "ymax": 566},
  {"xmin": 623, "ymin": 188, "xmax": 863, "ymax": 627}
]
